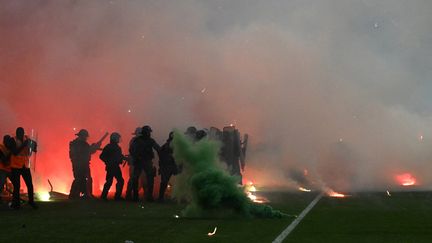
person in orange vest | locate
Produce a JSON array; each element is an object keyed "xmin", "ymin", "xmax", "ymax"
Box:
[
  {"xmin": 0, "ymin": 135, "xmax": 13, "ymax": 202},
  {"xmin": 10, "ymin": 127, "xmax": 38, "ymax": 209}
]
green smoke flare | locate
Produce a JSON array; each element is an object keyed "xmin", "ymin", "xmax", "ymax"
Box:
[{"xmin": 171, "ymin": 131, "xmax": 284, "ymax": 218}]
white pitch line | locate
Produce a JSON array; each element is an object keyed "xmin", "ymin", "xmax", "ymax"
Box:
[{"xmin": 272, "ymin": 192, "xmax": 324, "ymax": 243}]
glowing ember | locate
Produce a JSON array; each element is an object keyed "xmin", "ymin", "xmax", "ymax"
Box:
[
  {"xmin": 247, "ymin": 192, "xmax": 257, "ymax": 201},
  {"xmin": 326, "ymin": 189, "xmax": 348, "ymax": 198},
  {"xmin": 329, "ymin": 192, "xmax": 346, "ymax": 198},
  {"xmin": 298, "ymin": 187, "xmax": 311, "ymax": 192},
  {"xmin": 246, "ymin": 192, "xmax": 267, "ymax": 204},
  {"xmin": 207, "ymin": 227, "xmax": 217, "ymax": 236},
  {"xmin": 395, "ymin": 173, "xmax": 417, "ymax": 186},
  {"xmin": 37, "ymin": 191, "xmax": 51, "ymax": 202}
]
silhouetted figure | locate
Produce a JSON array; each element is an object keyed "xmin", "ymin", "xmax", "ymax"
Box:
[
  {"xmin": 158, "ymin": 132, "xmax": 178, "ymax": 202},
  {"xmin": 208, "ymin": 127, "xmax": 222, "ymax": 142},
  {"xmin": 69, "ymin": 129, "xmax": 102, "ymax": 199},
  {"xmin": 125, "ymin": 127, "xmax": 144, "ymax": 200},
  {"xmin": 129, "ymin": 125, "xmax": 160, "ymax": 202},
  {"xmin": 0, "ymin": 135, "xmax": 13, "ymax": 202},
  {"xmin": 99, "ymin": 132, "xmax": 126, "ymax": 200},
  {"xmin": 195, "ymin": 130, "xmax": 207, "ymax": 141},
  {"xmin": 185, "ymin": 126, "xmax": 197, "ymax": 142},
  {"xmin": 221, "ymin": 126, "xmax": 245, "ymax": 185},
  {"xmin": 10, "ymin": 127, "xmax": 38, "ymax": 209}
]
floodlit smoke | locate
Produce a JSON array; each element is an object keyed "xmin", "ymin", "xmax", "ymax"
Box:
[{"xmin": 1, "ymin": 1, "xmax": 432, "ymax": 193}]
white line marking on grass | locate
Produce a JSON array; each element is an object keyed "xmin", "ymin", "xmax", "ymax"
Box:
[{"xmin": 272, "ymin": 192, "xmax": 324, "ymax": 243}]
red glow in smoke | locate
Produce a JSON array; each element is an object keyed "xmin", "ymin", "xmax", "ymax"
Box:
[{"xmin": 395, "ymin": 173, "xmax": 417, "ymax": 186}]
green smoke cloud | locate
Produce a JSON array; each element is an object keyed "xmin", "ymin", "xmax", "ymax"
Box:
[{"xmin": 172, "ymin": 131, "xmax": 284, "ymax": 218}]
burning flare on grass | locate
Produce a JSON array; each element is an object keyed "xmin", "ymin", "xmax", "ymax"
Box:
[
  {"xmin": 325, "ymin": 188, "xmax": 348, "ymax": 198},
  {"xmin": 298, "ymin": 187, "xmax": 311, "ymax": 192},
  {"xmin": 395, "ymin": 173, "xmax": 417, "ymax": 186},
  {"xmin": 244, "ymin": 181, "xmax": 269, "ymax": 204}
]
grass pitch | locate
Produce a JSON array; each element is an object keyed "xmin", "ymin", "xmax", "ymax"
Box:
[
  {"xmin": 1, "ymin": 191, "xmax": 431, "ymax": 243},
  {"xmin": 287, "ymin": 191, "xmax": 432, "ymax": 243}
]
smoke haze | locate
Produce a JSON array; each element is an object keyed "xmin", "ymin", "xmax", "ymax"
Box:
[{"xmin": 1, "ymin": 0, "xmax": 432, "ymax": 193}]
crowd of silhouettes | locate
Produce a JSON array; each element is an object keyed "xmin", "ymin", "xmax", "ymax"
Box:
[{"xmin": 0, "ymin": 125, "xmax": 247, "ymax": 207}]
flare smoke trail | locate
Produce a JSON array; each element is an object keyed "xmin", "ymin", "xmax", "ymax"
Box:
[
  {"xmin": 172, "ymin": 131, "xmax": 283, "ymax": 218},
  {"xmin": 1, "ymin": 1, "xmax": 432, "ymax": 193}
]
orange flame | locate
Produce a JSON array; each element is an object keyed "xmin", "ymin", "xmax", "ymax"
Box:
[
  {"xmin": 395, "ymin": 173, "xmax": 417, "ymax": 186},
  {"xmin": 326, "ymin": 188, "xmax": 349, "ymax": 198},
  {"xmin": 244, "ymin": 182, "xmax": 269, "ymax": 204}
]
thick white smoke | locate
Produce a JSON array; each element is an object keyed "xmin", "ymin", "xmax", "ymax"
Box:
[{"xmin": 1, "ymin": 0, "xmax": 431, "ymax": 192}]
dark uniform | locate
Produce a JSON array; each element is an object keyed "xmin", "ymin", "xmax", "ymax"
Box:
[
  {"xmin": 185, "ymin": 126, "xmax": 197, "ymax": 142},
  {"xmin": 195, "ymin": 130, "xmax": 207, "ymax": 141},
  {"xmin": 221, "ymin": 126, "xmax": 244, "ymax": 184},
  {"xmin": 158, "ymin": 132, "xmax": 178, "ymax": 201},
  {"xmin": 69, "ymin": 129, "xmax": 100, "ymax": 199},
  {"xmin": 129, "ymin": 126, "xmax": 160, "ymax": 202},
  {"xmin": 125, "ymin": 127, "xmax": 142, "ymax": 200},
  {"xmin": 99, "ymin": 133, "xmax": 125, "ymax": 200}
]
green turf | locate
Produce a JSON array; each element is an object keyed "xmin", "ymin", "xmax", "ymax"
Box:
[
  {"xmin": 0, "ymin": 192, "xmax": 314, "ymax": 243},
  {"xmin": 286, "ymin": 191, "xmax": 432, "ymax": 243},
  {"xmin": 2, "ymin": 191, "xmax": 432, "ymax": 243}
]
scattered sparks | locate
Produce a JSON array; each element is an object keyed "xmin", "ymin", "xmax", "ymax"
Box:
[
  {"xmin": 207, "ymin": 227, "xmax": 217, "ymax": 236},
  {"xmin": 298, "ymin": 187, "xmax": 311, "ymax": 192},
  {"xmin": 127, "ymin": 109, "xmax": 131, "ymax": 113},
  {"xmin": 174, "ymin": 215, "xmax": 180, "ymax": 219},
  {"xmin": 396, "ymin": 173, "xmax": 417, "ymax": 186},
  {"xmin": 73, "ymin": 127, "xmax": 77, "ymax": 131},
  {"xmin": 386, "ymin": 190, "xmax": 391, "ymax": 197}
]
